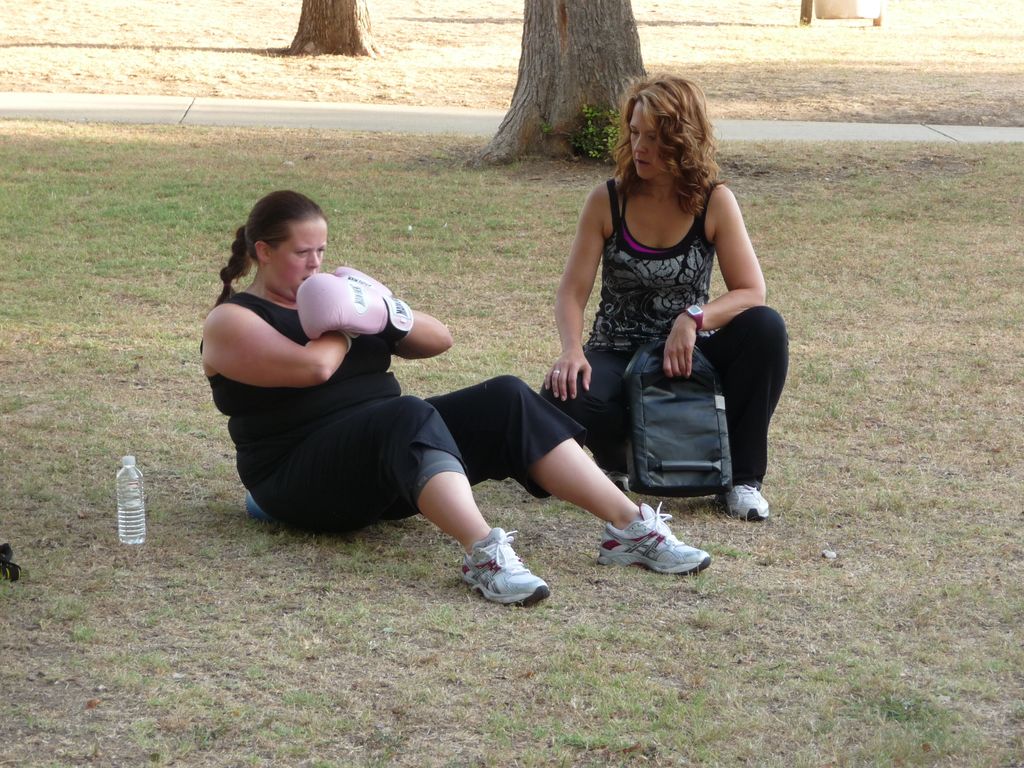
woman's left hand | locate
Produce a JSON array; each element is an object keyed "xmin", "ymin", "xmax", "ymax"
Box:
[
  {"xmin": 544, "ymin": 348, "xmax": 591, "ymax": 401},
  {"xmin": 664, "ymin": 314, "xmax": 697, "ymax": 378}
]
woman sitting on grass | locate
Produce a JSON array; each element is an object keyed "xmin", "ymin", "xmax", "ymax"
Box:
[
  {"xmin": 201, "ymin": 190, "xmax": 712, "ymax": 606},
  {"xmin": 542, "ymin": 75, "xmax": 789, "ymax": 521}
]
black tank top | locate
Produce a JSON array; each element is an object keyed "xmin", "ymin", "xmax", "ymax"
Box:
[
  {"xmin": 586, "ymin": 180, "xmax": 716, "ymax": 352},
  {"xmin": 205, "ymin": 292, "xmax": 401, "ymax": 482}
]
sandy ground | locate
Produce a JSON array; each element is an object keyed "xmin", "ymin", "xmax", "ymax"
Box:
[{"xmin": 1, "ymin": 0, "xmax": 1022, "ymax": 125}]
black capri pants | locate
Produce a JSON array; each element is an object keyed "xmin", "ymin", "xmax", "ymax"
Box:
[
  {"xmin": 249, "ymin": 375, "xmax": 584, "ymax": 532},
  {"xmin": 542, "ymin": 306, "xmax": 788, "ymax": 488}
]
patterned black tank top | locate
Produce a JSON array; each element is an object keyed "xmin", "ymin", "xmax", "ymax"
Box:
[{"xmin": 585, "ymin": 179, "xmax": 716, "ymax": 353}]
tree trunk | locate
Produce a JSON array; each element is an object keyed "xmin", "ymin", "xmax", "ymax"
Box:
[
  {"xmin": 288, "ymin": 0, "xmax": 378, "ymax": 57},
  {"xmin": 800, "ymin": 0, "xmax": 814, "ymax": 25},
  {"xmin": 480, "ymin": 0, "xmax": 644, "ymax": 163}
]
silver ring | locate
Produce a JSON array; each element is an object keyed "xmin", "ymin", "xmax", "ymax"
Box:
[{"xmin": 554, "ymin": 369, "xmax": 561, "ymax": 374}]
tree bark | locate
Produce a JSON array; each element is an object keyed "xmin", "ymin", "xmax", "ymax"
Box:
[
  {"xmin": 480, "ymin": 0, "xmax": 644, "ymax": 164},
  {"xmin": 288, "ymin": 0, "xmax": 378, "ymax": 57},
  {"xmin": 800, "ymin": 0, "xmax": 814, "ymax": 25}
]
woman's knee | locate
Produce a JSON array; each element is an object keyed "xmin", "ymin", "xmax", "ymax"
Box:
[
  {"xmin": 391, "ymin": 394, "xmax": 440, "ymax": 422},
  {"xmin": 736, "ymin": 305, "xmax": 788, "ymax": 349},
  {"xmin": 480, "ymin": 374, "xmax": 533, "ymax": 401},
  {"xmin": 386, "ymin": 397, "xmax": 452, "ymax": 448},
  {"xmin": 739, "ymin": 304, "xmax": 785, "ymax": 330}
]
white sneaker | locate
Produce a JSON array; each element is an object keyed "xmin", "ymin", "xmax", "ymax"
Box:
[
  {"xmin": 597, "ymin": 503, "xmax": 711, "ymax": 575},
  {"xmin": 721, "ymin": 485, "xmax": 770, "ymax": 521},
  {"xmin": 462, "ymin": 528, "xmax": 550, "ymax": 606}
]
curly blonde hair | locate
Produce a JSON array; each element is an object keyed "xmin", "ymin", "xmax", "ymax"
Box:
[{"xmin": 612, "ymin": 76, "xmax": 720, "ymax": 216}]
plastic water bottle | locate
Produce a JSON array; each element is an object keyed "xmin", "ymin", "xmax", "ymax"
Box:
[{"xmin": 116, "ymin": 456, "xmax": 146, "ymax": 545}]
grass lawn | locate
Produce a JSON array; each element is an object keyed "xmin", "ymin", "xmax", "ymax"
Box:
[{"xmin": 1, "ymin": 121, "xmax": 1022, "ymax": 767}]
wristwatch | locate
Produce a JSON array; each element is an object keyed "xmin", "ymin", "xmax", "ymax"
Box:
[{"xmin": 684, "ymin": 304, "xmax": 704, "ymax": 331}]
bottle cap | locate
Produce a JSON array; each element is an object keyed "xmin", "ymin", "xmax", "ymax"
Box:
[{"xmin": 122, "ymin": 456, "xmax": 136, "ymax": 466}]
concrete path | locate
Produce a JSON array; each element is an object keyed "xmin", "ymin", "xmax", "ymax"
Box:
[{"xmin": 3, "ymin": 91, "xmax": 1023, "ymax": 143}]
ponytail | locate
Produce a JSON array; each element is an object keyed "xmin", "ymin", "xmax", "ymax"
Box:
[{"xmin": 215, "ymin": 226, "xmax": 252, "ymax": 306}]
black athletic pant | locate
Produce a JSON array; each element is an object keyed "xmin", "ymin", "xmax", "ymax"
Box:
[
  {"xmin": 250, "ymin": 375, "xmax": 584, "ymax": 532},
  {"xmin": 542, "ymin": 306, "xmax": 788, "ymax": 487}
]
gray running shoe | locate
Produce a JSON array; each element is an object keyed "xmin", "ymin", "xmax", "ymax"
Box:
[
  {"xmin": 462, "ymin": 528, "xmax": 550, "ymax": 606},
  {"xmin": 598, "ymin": 503, "xmax": 711, "ymax": 575}
]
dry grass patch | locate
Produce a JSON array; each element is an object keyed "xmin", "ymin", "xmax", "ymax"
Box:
[
  {"xmin": 1, "ymin": 0, "xmax": 1022, "ymax": 126},
  {"xmin": 1, "ymin": 121, "xmax": 1022, "ymax": 766}
]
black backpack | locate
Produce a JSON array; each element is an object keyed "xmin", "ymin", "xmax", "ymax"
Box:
[{"xmin": 623, "ymin": 341, "xmax": 732, "ymax": 497}]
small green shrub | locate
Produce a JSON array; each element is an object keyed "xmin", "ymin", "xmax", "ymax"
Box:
[{"xmin": 570, "ymin": 105, "xmax": 620, "ymax": 162}]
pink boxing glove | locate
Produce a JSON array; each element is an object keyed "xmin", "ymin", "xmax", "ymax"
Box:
[
  {"xmin": 297, "ymin": 273, "xmax": 387, "ymax": 340},
  {"xmin": 331, "ymin": 268, "xmax": 416, "ymax": 342},
  {"xmin": 333, "ymin": 266, "xmax": 392, "ymax": 297},
  {"xmin": 297, "ymin": 273, "xmax": 414, "ymax": 343}
]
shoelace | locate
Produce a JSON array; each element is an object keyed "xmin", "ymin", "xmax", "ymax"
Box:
[
  {"xmin": 645, "ymin": 504, "xmax": 685, "ymax": 547},
  {"xmin": 485, "ymin": 530, "xmax": 532, "ymax": 576}
]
